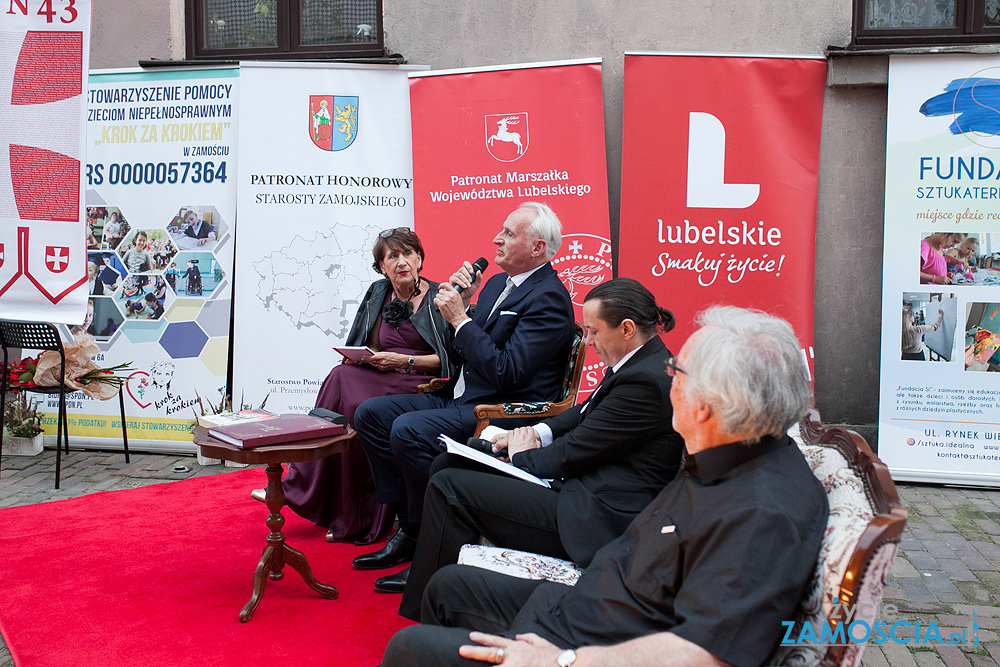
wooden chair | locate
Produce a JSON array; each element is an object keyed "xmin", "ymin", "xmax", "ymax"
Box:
[
  {"xmin": 770, "ymin": 408, "xmax": 908, "ymax": 667},
  {"xmin": 417, "ymin": 323, "xmax": 588, "ymax": 437},
  {"xmin": 458, "ymin": 408, "xmax": 908, "ymax": 667},
  {"xmin": 470, "ymin": 323, "xmax": 586, "ymax": 436},
  {"xmin": 0, "ymin": 321, "xmax": 130, "ymax": 489}
]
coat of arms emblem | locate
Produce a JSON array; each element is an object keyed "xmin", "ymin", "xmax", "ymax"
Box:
[
  {"xmin": 309, "ymin": 95, "xmax": 359, "ymax": 151},
  {"xmin": 485, "ymin": 112, "xmax": 529, "ymax": 162},
  {"xmin": 45, "ymin": 245, "xmax": 69, "ymax": 273}
]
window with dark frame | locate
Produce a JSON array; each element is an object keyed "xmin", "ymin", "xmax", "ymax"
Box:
[
  {"xmin": 853, "ymin": 0, "xmax": 1000, "ymax": 47},
  {"xmin": 185, "ymin": 0, "xmax": 385, "ymax": 60}
]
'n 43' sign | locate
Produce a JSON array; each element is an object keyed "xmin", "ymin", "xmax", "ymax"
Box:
[{"xmin": 6, "ymin": 0, "xmax": 79, "ymax": 24}]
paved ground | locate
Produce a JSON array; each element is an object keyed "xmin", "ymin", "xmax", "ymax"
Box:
[{"xmin": 2, "ymin": 448, "xmax": 1000, "ymax": 666}]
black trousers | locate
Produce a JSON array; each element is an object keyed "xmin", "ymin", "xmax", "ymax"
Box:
[
  {"xmin": 384, "ymin": 565, "xmax": 549, "ymax": 667},
  {"xmin": 354, "ymin": 394, "xmax": 478, "ymax": 529},
  {"xmin": 399, "ymin": 453, "xmax": 569, "ymax": 620}
]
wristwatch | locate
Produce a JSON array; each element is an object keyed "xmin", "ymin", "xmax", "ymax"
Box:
[
  {"xmin": 406, "ymin": 355, "xmax": 415, "ymax": 373},
  {"xmin": 556, "ymin": 649, "xmax": 577, "ymax": 667}
]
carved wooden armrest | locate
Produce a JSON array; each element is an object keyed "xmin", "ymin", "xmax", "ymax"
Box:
[
  {"xmin": 474, "ymin": 402, "xmax": 554, "ymax": 420},
  {"xmin": 418, "ymin": 377, "xmax": 449, "ymax": 394}
]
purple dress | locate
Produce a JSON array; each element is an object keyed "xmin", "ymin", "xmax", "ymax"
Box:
[{"xmin": 281, "ymin": 296, "xmax": 438, "ymax": 544}]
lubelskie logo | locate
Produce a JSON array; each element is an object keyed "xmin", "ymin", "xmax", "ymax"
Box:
[
  {"xmin": 485, "ymin": 113, "xmax": 528, "ymax": 162},
  {"xmin": 309, "ymin": 95, "xmax": 359, "ymax": 151},
  {"xmin": 780, "ymin": 598, "xmax": 978, "ymax": 647}
]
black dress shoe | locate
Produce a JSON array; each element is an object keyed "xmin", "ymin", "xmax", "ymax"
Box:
[
  {"xmin": 352, "ymin": 530, "xmax": 417, "ymax": 570},
  {"xmin": 374, "ymin": 566, "xmax": 409, "ymax": 593}
]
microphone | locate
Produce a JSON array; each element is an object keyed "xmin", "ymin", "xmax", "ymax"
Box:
[
  {"xmin": 452, "ymin": 257, "xmax": 489, "ymax": 292},
  {"xmin": 466, "ymin": 436, "xmax": 508, "ymax": 459}
]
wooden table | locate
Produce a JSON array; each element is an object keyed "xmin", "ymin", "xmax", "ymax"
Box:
[{"xmin": 193, "ymin": 426, "xmax": 354, "ymax": 622}]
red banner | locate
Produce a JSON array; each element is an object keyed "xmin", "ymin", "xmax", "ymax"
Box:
[
  {"xmin": 618, "ymin": 54, "xmax": 825, "ymax": 375},
  {"xmin": 410, "ymin": 60, "xmax": 612, "ymax": 397}
]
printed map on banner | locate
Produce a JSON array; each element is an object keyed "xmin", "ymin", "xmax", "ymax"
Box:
[
  {"xmin": 252, "ymin": 226, "xmax": 376, "ymax": 338},
  {"xmin": 878, "ymin": 55, "xmax": 1000, "ymax": 485},
  {"xmin": 233, "ymin": 63, "xmax": 419, "ymax": 414},
  {"xmin": 1, "ymin": 2, "xmax": 91, "ymax": 323},
  {"xmin": 69, "ymin": 67, "xmax": 239, "ymax": 448},
  {"xmin": 409, "ymin": 61, "xmax": 613, "ymax": 398}
]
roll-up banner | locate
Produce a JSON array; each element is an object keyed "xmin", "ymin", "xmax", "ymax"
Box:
[
  {"xmin": 879, "ymin": 55, "xmax": 1000, "ymax": 486},
  {"xmin": 409, "ymin": 59, "xmax": 612, "ymax": 397},
  {"xmin": 70, "ymin": 67, "xmax": 239, "ymax": 450},
  {"xmin": 617, "ymin": 53, "xmax": 825, "ymax": 376},
  {"xmin": 232, "ymin": 62, "xmax": 422, "ymax": 414},
  {"xmin": 1, "ymin": 0, "xmax": 91, "ymax": 323}
]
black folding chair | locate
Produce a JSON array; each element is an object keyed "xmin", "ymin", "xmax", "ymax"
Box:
[{"xmin": 0, "ymin": 321, "xmax": 130, "ymax": 489}]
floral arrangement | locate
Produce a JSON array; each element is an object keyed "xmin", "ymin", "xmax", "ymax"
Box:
[
  {"xmin": 7, "ymin": 355, "xmax": 134, "ymax": 397},
  {"xmin": 5, "ymin": 335, "xmax": 134, "ymax": 400},
  {"xmin": 3, "ymin": 391, "xmax": 42, "ymax": 438}
]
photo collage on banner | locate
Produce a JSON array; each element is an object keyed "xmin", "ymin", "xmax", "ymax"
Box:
[
  {"xmin": 879, "ymin": 55, "xmax": 1000, "ymax": 485},
  {"xmin": 409, "ymin": 60, "xmax": 612, "ymax": 398},
  {"xmin": 0, "ymin": 1, "xmax": 91, "ymax": 323},
  {"xmin": 232, "ymin": 63, "xmax": 421, "ymax": 414},
  {"xmin": 78, "ymin": 67, "xmax": 238, "ymax": 448},
  {"xmin": 617, "ymin": 53, "xmax": 826, "ymax": 377}
]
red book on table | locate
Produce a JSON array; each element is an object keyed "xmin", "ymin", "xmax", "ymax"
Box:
[{"xmin": 207, "ymin": 414, "xmax": 345, "ymax": 449}]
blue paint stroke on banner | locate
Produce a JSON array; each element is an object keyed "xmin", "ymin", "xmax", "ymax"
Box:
[{"xmin": 920, "ymin": 78, "xmax": 1000, "ymax": 136}]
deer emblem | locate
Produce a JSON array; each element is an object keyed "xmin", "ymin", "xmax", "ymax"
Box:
[{"xmin": 488, "ymin": 116, "xmax": 524, "ymax": 156}]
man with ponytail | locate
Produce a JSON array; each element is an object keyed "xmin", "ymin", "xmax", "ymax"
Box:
[{"xmin": 394, "ymin": 277, "xmax": 684, "ymax": 613}]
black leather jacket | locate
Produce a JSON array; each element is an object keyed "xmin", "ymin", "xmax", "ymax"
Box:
[{"xmin": 346, "ymin": 278, "xmax": 454, "ymax": 378}]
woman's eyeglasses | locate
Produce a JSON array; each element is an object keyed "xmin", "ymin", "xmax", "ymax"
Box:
[
  {"xmin": 664, "ymin": 354, "xmax": 686, "ymax": 377},
  {"xmin": 379, "ymin": 227, "xmax": 410, "ymax": 238}
]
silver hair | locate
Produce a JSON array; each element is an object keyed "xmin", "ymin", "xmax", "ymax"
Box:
[
  {"xmin": 518, "ymin": 201, "xmax": 562, "ymax": 258},
  {"xmin": 683, "ymin": 306, "xmax": 810, "ymax": 442}
]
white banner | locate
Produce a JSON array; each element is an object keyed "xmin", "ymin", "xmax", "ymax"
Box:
[
  {"xmin": 879, "ymin": 54, "xmax": 1000, "ymax": 485},
  {"xmin": 232, "ymin": 63, "xmax": 419, "ymax": 413},
  {"xmin": 0, "ymin": 0, "xmax": 91, "ymax": 323},
  {"xmin": 69, "ymin": 67, "xmax": 238, "ymax": 449}
]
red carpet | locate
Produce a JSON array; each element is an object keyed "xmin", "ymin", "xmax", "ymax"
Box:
[{"xmin": 0, "ymin": 469, "xmax": 413, "ymax": 666}]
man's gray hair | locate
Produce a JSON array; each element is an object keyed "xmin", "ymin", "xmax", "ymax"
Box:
[
  {"xmin": 519, "ymin": 201, "xmax": 561, "ymax": 258},
  {"xmin": 684, "ymin": 306, "xmax": 810, "ymax": 442}
]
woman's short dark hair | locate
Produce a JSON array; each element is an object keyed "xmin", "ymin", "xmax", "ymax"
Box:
[
  {"xmin": 372, "ymin": 228, "xmax": 425, "ymax": 275},
  {"xmin": 584, "ymin": 277, "xmax": 674, "ymax": 336}
]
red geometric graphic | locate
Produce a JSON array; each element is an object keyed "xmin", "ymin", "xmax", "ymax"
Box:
[
  {"xmin": 45, "ymin": 246, "xmax": 70, "ymax": 273},
  {"xmin": 9, "ymin": 144, "xmax": 80, "ymax": 222},
  {"xmin": 0, "ymin": 243, "xmax": 5, "ymax": 270},
  {"xmin": 21, "ymin": 227, "xmax": 86, "ymax": 304},
  {"xmin": 11, "ymin": 31, "xmax": 82, "ymax": 105}
]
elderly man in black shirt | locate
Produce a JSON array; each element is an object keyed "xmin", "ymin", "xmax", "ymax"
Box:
[{"xmin": 381, "ymin": 305, "xmax": 828, "ymax": 667}]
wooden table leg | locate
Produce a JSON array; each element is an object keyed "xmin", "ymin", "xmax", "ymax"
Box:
[
  {"xmin": 240, "ymin": 545, "xmax": 276, "ymax": 622},
  {"xmin": 239, "ymin": 462, "xmax": 337, "ymax": 623},
  {"xmin": 284, "ymin": 543, "xmax": 338, "ymax": 599}
]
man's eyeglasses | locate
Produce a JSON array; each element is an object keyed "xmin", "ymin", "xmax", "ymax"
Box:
[
  {"xmin": 664, "ymin": 355, "xmax": 686, "ymax": 377},
  {"xmin": 379, "ymin": 227, "xmax": 410, "ymax": 238}
]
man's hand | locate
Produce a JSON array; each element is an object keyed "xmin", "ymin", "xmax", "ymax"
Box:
[
  {"xmin": 506, "ymin": 427, "xmax": 541, "ymax": 458},
  {"xmin": 460, "ymin": 632, "xmax": 562, "ymax": 667},
  {"xmin": 449, "ymin": 261, "xmax": 484, "ymax": 308},
  {"xmin": 435, "ymin": 282, "xmax": 474, "ymax": 328},
  {"xmin": 490, "ymin": 431, "xmax": 510, "ymax": 453}
]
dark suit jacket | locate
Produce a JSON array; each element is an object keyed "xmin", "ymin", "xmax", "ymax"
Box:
[
  {"xmin": 446, "ymin": 263, "xmax": 575, "ymax": 406},
  {"xmin": 511, "ymin": 337, "xmax": 683, "ymax": 567}
]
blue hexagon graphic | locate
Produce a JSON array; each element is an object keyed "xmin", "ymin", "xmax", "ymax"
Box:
[{"xmin": 159, "ymin": 321, "xmax": 209, "ymax": 358}]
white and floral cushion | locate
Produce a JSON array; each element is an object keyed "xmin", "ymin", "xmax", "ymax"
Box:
[
  {"xmin": 457, "ymin": 544, "xmax": 582, "ymax": 586},
  {"xmin": 768, "ymin": 431, "xmax": 882, "ymax": 667}
]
